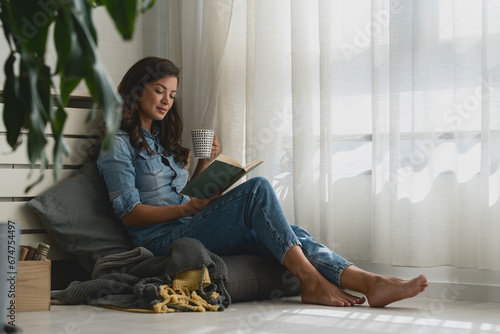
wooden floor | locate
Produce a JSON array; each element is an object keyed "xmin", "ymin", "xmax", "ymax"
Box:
[{"xmin": 13, "ymin": 296, "xmax": 500, "ymax": 334}]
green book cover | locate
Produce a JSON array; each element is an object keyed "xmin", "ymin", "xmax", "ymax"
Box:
[{"xmin": 181, "ymin": 154, "xmax": 263, "ymax": 199}]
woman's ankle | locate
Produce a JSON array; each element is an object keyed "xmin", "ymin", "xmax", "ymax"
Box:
[
  {"xmin": 339, "ymin": 265, "xmax": 379, "ymax": 295},
  {"xmin": 283, "ymin": 245, "xmax": 324, "ymax": 283}
]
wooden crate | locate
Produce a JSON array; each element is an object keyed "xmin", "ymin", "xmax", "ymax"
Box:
[{"xmin": 15, "ymin": 260, "xmax": 51, "ymax": 312}]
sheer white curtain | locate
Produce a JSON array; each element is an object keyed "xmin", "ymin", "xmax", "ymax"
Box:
[{"xmin": 166, "ymin": 0, "xmax": 500, "ymax": 270}]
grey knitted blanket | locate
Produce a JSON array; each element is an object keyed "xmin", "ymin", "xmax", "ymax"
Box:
[{"xmin": 51, "ymin": 238, "xmax": 231, "ymax": 312}]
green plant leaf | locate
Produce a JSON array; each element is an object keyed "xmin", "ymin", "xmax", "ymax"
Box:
[
  {"xmin": 24, "ymin": 172, "xmax": 45, "ymax": 194},
  {"xmin": 19, "ymin": 53, "xmax": 48, "ymax": 165},
  {"xmin": 54, "ymin": 6, "xmax": 86, "ymax": 106},
  {"xmin": 2, "ymin": 53, "xmax": 23, "ymax": 149},
  {"xmin": 24, "ymin": 170, "xmax": 46, "ymax": 193},
  {"xmin": 10, "ymin": 0, "xmax": 54, "ymax": 57},
  {"xmin": 103, "ymin": 0, "xmax": 137, "ymax": 40},
  {"xmin": 37, "ymin": 61, "xmax": 54, "ymax": 124},
  {"xmin": 52, "ymin": 102, "xmax": 68, "ymax": 137},
  {"xmin": 54, "ymin": 7, "xmax": 72, "ymax": 74},
  {"xmin": 52, "ymin": 105, "xmax": 69, "ymax": 179},
  {"xmin": 141, "ymin": 0, "xmax": 156, "ymax": 13},
  {"xmin": 54, "ymin": 5, "xmax": 87, "ymax": 81},
  {"xmin": 60, "ymin": 76, "xmax": 82, "ymax": 105},
  {"xmin": 73, "ymin": 0, "xmax": 98, "ymax": 43}
]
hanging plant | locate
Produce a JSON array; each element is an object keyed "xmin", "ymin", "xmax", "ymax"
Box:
[{"xmin": 0, "ymin": 0, "xmax": 155, "ymax": 190}]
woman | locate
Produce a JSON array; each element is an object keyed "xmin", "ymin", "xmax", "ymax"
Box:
[{"xmin": 97, "ymin": 56, "xmax": 428, "ymax": 308}]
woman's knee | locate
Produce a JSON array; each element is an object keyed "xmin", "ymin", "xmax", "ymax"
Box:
[
  {"xmin": 246, "ymin": 176, "xmax": 272, "ymax": 189},
  {"xmin": 228, "ymin": 176, "xmax": 275, "ymax": 201},
  {"xmin": 237, "ymin": 176, "xmax": 275, "ymax": 196}
]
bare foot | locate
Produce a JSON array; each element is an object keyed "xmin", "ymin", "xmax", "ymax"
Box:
[
  {"xmin": 301, "ymin": 276, "xmax": 366, "ymax": 307},
  {"xmin": 365, "ymin": 274, "xmax": 429, "ymax": 307}
]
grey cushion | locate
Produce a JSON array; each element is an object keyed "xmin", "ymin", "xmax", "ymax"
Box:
[
  {"xmin": 223, "ymin": 255, "xmax": 300, "ymax": 302},
  {"xmin": 27, "ymin": 162, "xmax": 134, "ymax": 272}
]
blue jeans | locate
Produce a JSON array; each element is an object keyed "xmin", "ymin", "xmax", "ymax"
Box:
[{"xmin": 140, "ymin": 177, "xmax": 352, "ymax": 288}]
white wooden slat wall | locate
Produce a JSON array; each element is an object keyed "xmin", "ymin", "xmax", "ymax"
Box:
[{"xmin": 1, "ymin": 95, "xmax": 102, "ymax": 260}]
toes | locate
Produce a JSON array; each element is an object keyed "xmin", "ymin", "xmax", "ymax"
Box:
[
  {"xmin": 349, "ymin": 296, "xmax": 365, "ymax": 305},
  {"xmin": 344, "ymin": 296, "xmax": 366, "ymax": 306}
]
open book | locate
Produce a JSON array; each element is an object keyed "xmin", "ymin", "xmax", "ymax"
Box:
[{"xmin": 181, "ymin": 154, "xmax": 263, "ymax": 199}]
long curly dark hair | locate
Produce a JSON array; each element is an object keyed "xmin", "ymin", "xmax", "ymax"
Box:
[{"xmin": 118, "ymin": 57, "xmax": 190, "ymax": 166}]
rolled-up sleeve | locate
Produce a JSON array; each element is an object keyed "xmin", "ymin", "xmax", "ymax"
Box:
[{"xmin": 97, "ymin": 135, "xmax": 141, "ymax": 219}]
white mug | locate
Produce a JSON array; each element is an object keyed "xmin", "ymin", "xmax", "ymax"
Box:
[{"xmin": 191, "ymin": 129, "xmax": 215, "ymax": 159}]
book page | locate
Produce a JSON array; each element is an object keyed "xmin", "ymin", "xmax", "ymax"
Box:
[
  {"xmin": 244, "ymin": 159, "xmax": 263, "ymax": 171},
  {"xmin": 213, "ymin": 154, "xmax": 243, "ymax": 168}
]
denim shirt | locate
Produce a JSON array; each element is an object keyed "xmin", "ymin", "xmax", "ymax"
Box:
[{"xmin": 97, "ymin": 127, "xmax": 190, "ymax": 245}]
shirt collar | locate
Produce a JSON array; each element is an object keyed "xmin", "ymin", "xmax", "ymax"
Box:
[{"xmin": 141, "ymin": 122, "xmax": 160, "ymax": 138}]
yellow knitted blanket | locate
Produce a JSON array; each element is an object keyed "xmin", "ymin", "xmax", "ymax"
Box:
[{"xmin": 106, "ymin": 267, "xmax": 220, "ymax": 313}]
